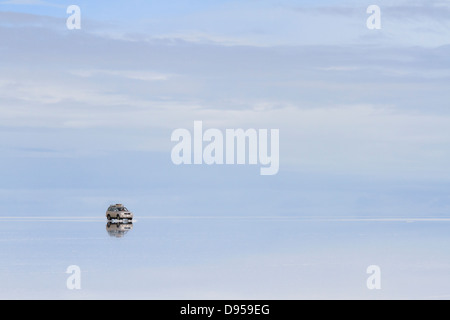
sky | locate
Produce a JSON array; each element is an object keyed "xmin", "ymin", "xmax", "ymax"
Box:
[{"xmin": 0, "ymin": 0, "xmax": 449, "ymax": 216}]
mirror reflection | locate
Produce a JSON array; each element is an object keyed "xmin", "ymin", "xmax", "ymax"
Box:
[{"xmin": 106, "ymin": 221, "xmax": 133, "ymax": 238}]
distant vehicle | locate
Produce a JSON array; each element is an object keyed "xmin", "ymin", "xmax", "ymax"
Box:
[{"xmin": 106, "ymin": 204, "xmax": 133, "ymax": 220}]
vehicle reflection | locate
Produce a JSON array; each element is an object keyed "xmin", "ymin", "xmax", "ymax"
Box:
[{"xmin": 106, "ymin": 221, "xmax": 133, "ymax": 238}]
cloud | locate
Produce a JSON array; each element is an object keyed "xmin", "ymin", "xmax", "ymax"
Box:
[
  {"xmin": 69, "ymin": 69, "xmax": 175, "ymax": 82},
  {"xmin": 0, "ymin": 0, "xmax": 62, "ymax": 7},
  {"xmin": 0, "ymin": 8, "xmax": 450, "ymax": 179},
  {"xmin": 150, "ymin": 31, "xmax": 266, "ymax": 47},
  {"xmin": 317, "ymin": 66, "xmax": 361, "ymax": 72},
  {"xmin": 290, "ymin": 0, "xmax": 450, "ymax": 21},
  {"xmin": 0, "ymin": 10, "xmax": 60, "ymax": 26}
]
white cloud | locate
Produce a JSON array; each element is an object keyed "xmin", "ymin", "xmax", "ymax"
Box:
[
  {"xmin": 317, "ymin": 66, "xmax": 361, "ymax": 72},
  {"xmin": 69, "ymin": 69, "xmax": 175, "ymax": 82}
]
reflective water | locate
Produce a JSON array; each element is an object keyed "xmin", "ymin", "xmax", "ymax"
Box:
[{"xmin": 1, "ymin": 216, "xmax": 450, "ymax": 299}]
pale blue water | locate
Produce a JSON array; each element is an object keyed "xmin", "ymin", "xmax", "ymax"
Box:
[{"xmin": 1, "ymin": 216, "xmax": 450, "ymax": 299}]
